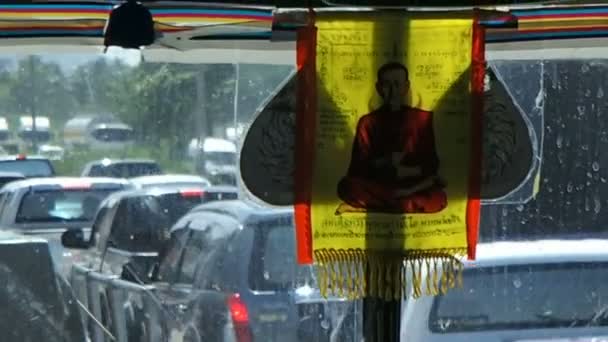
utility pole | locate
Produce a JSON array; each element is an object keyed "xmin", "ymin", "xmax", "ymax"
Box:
[
  {"xmin": 195, "ymin": 65, "xmax": 209, "ymax": 175},
  {"xmin": 28, "ymin": 55, "xmax": 38, "ymax": 152}
]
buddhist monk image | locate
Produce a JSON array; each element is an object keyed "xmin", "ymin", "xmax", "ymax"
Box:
[{"xmin": 336, "ymin": 62, "xmax": 448, "ymax": 215}]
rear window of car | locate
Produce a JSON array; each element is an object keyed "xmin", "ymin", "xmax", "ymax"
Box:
[
  {"xmin": 429, "ymin": 262, "xmax": 608, "ymax": 333},
  {"xmin": 107, "ymin": 196, "xmax": 171, "ymax": 252},
  {"xmin": 87, "ymin": 162, "xmax": 162, "ymax": 178},
  {"xmin": 248, "ymin": 216, "xmax": 312, "ymax": 291},
  {"xmin": 16, "ymin": 188, "xmax": 117, "ymax": 224},
  {"xmin": 0, "ymin": 160, "xmax": 54, "ymax": 177},
  {"xmin": 157, "ymin": 193, "xmax": 205, "ymax": 223}
]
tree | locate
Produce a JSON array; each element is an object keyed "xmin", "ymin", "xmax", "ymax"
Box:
[{"xmin": 9, "ymin": 56, "xmax": 74, "ymax": 122}]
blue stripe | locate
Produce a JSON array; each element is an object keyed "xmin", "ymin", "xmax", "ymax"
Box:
[
  {"xmin": 513, "ymin": 7, "xmax": 608, "ymax": 17},
  {"xmin": 150, "ymin": 9, "xmax": 272, "ymax": 17},
  {"xmin": 487, "ymin": 30, "xmax": 608, "ymax": 42}
]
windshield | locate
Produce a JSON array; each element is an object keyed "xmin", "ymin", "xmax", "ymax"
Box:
[
  {"xmin": 3, "ymin": 9, "xmax": 601, "ymax": 342},
  {"xmin": 18, "ymin": 131, "xmax": 51, "ymax": 143},
  {"xmin": 0, "ymin": 160, "xmax": 54, "ymax": 177},
  {"xmin": 87, "ymin": 163, "xmax": 162, "ymax": 178},
  {"xmin": 91, "ymin": 128, "xmax": 133, "ymax": 142},
  {"xmin": 430, "ymin": 262, "xmax": 608, "ymax": 333},
  {"xmin": 206, "ymin": 152, "xmax": 236, "ymax": 165},
  {"xmin": 16, "ymin": 188, "xmax": 117, "ymax": 224}
]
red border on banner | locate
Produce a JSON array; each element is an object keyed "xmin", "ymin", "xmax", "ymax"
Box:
[
  {"xmin": 467, "ymin": 12, "xmax": 485, "ymax": 260},
  {"xmin": 294, "ymin": 24, "xmax": 317, "ymax": 264}
]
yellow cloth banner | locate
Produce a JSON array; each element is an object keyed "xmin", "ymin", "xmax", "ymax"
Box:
[{"xmin": 308, "ymin": 13, "xmax": 480, "ymax": 299}]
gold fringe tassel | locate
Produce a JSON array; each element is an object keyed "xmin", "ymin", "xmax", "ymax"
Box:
[{"xmin": 314, "ymin": 248, "xmax": 466, "ymax": 300}]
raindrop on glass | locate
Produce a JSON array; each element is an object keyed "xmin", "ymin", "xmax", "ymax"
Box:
[
  {"xmin": 593, "ymin": 162, "xmax": 600, "ymax": 172},
  {"xmin": 567, "ymin": 182, "xmax": 573, "ymax": 193},
  {"xmin": 577, "ymin": 105, "xmax": 586, "ymax": 116},
  {"xmin": 513, "ymin": 278, "xmax": 522, "ymax": 288},
  {"xmin": 594, "ymin": 196, "xmax": 602, "ymax": 214}
]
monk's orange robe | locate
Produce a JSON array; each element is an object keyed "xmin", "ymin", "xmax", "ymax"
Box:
[{"xmin": 337, "ymin": 106, "xmax": 447, "ymax": 213}]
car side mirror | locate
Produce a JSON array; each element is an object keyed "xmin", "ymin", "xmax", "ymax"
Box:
[{"xmin": 61, "ymin": 229, "xmax": 89, "ymax": 249}]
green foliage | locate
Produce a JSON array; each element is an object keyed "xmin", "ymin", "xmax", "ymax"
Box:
[{"xmin": 0, "ymin": 55, "xmax": 294, "ymax": 176}]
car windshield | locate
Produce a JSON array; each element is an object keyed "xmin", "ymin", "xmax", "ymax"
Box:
[
  {"xmin": 206, "ymin": 152, "xmax": 236, "ymax": 165},
  {"xmin": 88, "ymin": 163, "xmax": 162, "ymax": 178},
  {"xmin": 0, "ymin": 160, "xmax": 53, "ymax": 177},
  {"xmin": 430, "ymin": 262, "xmax": 608, "ymax": 333},
  {"xmin": 91, "ymin": 128, "xmax": 133, "ymax": 142},
  {"xmin": 5, "ymin": 5, "xmax": 608, "ymax": 341},
  {"xmin": 16, "ymin": 188, "xmax": 116, "ymax": 224}
]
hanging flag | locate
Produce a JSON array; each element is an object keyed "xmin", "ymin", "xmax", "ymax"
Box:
[{"xmin": 295, "ymin": 12, "xmax": 484, "ymax": 299}]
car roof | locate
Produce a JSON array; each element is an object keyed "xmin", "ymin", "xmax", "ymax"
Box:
[
  {"xmin": 0, "ymin": 155, "xmax": 49, "ymax": 161},
  {"xmin": 86, "ymin": 158, "xmax": 158, "ymax": 166},
  {"xmin": 465, "ymin": 239, "xmax": 608, "ymax": 267},
  {"xmin": 188, "ymin": 200, "xmax": 293, "ymax": 226},
  {"xmin": 1, "ymin": 176, "xmax": 131, "ymax": 191},
  {"xmin": 130, "ymin": 174, "xmax": 209, "ymax": 185},
  {"xmin": 103, "ymin": 185, "xmax": 205, "ymax": 200}
]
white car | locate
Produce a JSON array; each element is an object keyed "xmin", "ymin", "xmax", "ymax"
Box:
[
  {"xmin": 401, "ymin": 240, "xmax": 608, "ymax": 342},
  {"xmin": 129, "ymin": 173, "xmax": 211, "ymax": 189}
]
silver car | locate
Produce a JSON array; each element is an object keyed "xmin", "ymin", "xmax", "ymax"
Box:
[
  {"xmin": 401, "ymin": 240, "xmax": 608, "ymax": 342},
  {"xmin": 0, "ymin": 177, "xmax": 132, "ymax": 275}
]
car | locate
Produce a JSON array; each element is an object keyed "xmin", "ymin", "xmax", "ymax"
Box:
[
  {"xmin": 0, "ymin": 177, "xmax": 132, "ymax": 274},
  {"xmin": 401, "ymin": 240, "xmax": 608, "ymax": 342},
  {"xmin": 148, "ymin": 200, "xmax": 357, "ymax": 342},
  {"xmin": 129, "ymin": 174, "xmax": 211, "ymax": 189},
  {"xmin": 62, "ymin": 185, "xmax": 231, "ymax": 281},
  {"xmin": 0, "ymin": 171, "xmax": 25, "ymax": 189},
  {"xmin": 0, "ymin": 154, "xmax": 55, "ymax": 177},
  {"xmin": 63, "ymin": 200, "xmax": 359, "ymax": 342},
  {"xmin": 38, "ymin": 144, "xmax": 65, "ymax": 161},
  {"xmin": 0, "ymin": 230, "xmax": 86, "ymax": 342},
  {"xmin": 81, "ymin": 158, "xmax": 163, "ymax": 178}
]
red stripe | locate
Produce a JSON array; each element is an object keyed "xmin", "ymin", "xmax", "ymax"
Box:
[
  {"xmin": 520, "ymin": 12, "xmax": 608, "ymax": 20},
  {"xmin": 294, "ymin": 23, "xmax": 316, "ymax": 265},
  {"xmin": 466, "ymin": 11, "xmax": 484, "ymax": 261},
  {"xmin": 153, "ymin": 13, "xmax": 271, "ymax": 21},
  {"xmin": 519, "ymin": 25, "xmax": 608, "ymax": 33}
]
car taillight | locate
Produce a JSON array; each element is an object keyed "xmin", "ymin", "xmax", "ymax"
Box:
[
  {"xmin": 227, "ymin": 293, "xmax": 252, "ymax": 342},
  {"xmin": 180, "ymin": 189, "xmax": 204, "ymax": 198},
  {"xmin": 62, "ymin": 182, "xmax": 91, "ymax": 190},
  {"xmin": 16, "ymin": 154, "xmax": 26, "ymax": 160}
]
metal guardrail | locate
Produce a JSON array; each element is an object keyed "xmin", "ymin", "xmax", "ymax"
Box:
[{"xmin": 70, "ymin": 265, "xmax": 166, "ymax": 342}]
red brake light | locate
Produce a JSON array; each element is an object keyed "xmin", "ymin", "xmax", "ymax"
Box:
[
  {"xmin": 180, "ymin": 189, "xmax": 204, "ymax": 198},
  {"xmin": 62, "ymin": 182, "xmax": 91, "ymax": 190},
  {"xmin": 16, "ymin": 154, "xmax": 26, "ymax": 160},
  {"xmin": 228, "ymin": 293, "xmax": 249, "ymax": 323},
  {"xmin": 227, "ymin": 293, "xmax": 252, "ymax": 342}
]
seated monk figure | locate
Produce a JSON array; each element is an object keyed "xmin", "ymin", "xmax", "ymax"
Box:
[{"xmin": 336, "ymin": 62, "xmax": 448, "ymax": 215}]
